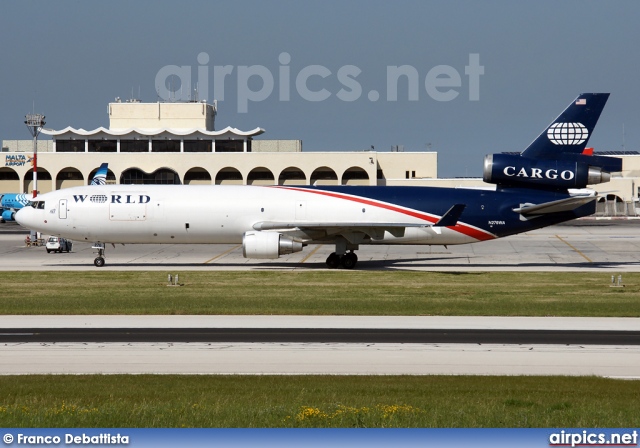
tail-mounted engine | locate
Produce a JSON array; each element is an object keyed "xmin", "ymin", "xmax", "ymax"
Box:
[
  {"xmin": 242, "ymin": 231, "xmax": 303, "ymax": 259},
  {"xmin": 483, "ymin": 153, "xmax": 612, "ymax": 189}
]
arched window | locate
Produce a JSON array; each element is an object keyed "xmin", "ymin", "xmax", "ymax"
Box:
[
  {"xmin": 215, "ymin": 168, "xmax": 243, "ymax": 185},
  {"xmin": 247, "ymin": 167, "xmax": 275, "ymax": 185},
  {"xmin": 184, "ymin": 168, "xmax": 212, "ymax": 185},
  {"xmin": 278, "ymin": 167, "xmax": 306, "ymax": 185},
  {"xmin": 341, "ymin": 167, "xmax": 370, "ymax": 185},
  {"xmin": 310, "ymin": 167, "xmax": 338, "ymax": 185},
  {"xmin": 56, "ymin": 168, "xmax": 85, "ymax": 190},
  {"xmin": 24, "ymin": 169, "xmax": 53, "ymax": 194}
]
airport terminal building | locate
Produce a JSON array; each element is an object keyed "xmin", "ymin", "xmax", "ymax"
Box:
[
  {"xmin": 1, "ymin": 100, "xmax": 437, "ymax": 191},
  {"xmin": 2, "ymin": 100, "xmax": 639, "ymax": 217}
]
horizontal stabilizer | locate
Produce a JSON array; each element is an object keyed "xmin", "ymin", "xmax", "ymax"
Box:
[
  {"xmin": 512, "ymin": 196, "xmax": 596, "ymax": 216},
  {"xmin": 556, "ymin": 152, "xmax": 623, "ymax": 173},
  {"xmin": 434, "ymin": 204, "xmax": 466, "ymax": 226}
]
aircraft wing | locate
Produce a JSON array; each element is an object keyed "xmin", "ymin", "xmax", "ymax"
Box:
[
  {"xmin": 254, "ymin": 203, "xmax": 466, "ymax": 232},
  {"xmin": 253, "ymin": 221, "xmax": 427, "ymax": 239},
  {"xmin": 253, "ymin": 222, "xmax": 426, "ymax": 230},
  {"xmin": 512, "ymin": 196, "xmax": 596, "ymax": 216},
  {"xmin": 254, "ymin": 203, "xmax": 469, "ymax": 241}
]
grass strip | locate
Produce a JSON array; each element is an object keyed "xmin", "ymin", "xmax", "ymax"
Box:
[
  {"xmin": 0, "ymin": 271, "xmax": 638, "ymax": 316},
  {"xmin": 0, "ymin": 375, "xmax": 638, "ymax": 427}
]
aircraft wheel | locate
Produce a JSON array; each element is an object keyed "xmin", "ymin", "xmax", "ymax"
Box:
[
  {"xmin": 94, "ymin": 257, "xmax": 105, "ymax": 267},
  {"xmin": 326, "ymin": 253, "xmax": 341, "ymax": 269},
  {"xmin": 341, "ymin": 252, "xmax": 358, "ymax": 269}
]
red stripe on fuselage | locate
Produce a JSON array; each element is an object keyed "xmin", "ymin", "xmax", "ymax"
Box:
[{"xmin": 272, "ymin": 186, "xmax": 496, "ymax": 242}]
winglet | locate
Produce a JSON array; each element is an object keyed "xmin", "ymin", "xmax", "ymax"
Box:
[{"xmin": 434, "ymin": 204, "xmax": 466, "ymax": 227}]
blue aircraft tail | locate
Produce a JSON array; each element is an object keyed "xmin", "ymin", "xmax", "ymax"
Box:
[
  {"xmin": 519, "ymin": 93, "xmax": 620, "ymax": 172},
  {"xmin": 90, "ymin": 163, "xmax": 109, "ymax": 186},
  {"xmin": 483, "ymin": 93, "xmax": 622, "ymax": 190}
]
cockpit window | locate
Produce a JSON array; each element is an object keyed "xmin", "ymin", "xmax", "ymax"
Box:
[{"xmin": 28, "ymin": 201, "xmax": 45, "ymax": 209}]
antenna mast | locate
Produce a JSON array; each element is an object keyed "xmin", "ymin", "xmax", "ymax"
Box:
[{"xmin": 24, "ymin": 112, "xmax": 46, "ymax": 198}]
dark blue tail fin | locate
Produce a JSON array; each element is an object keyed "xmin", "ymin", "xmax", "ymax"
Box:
[
  {"xmin": 519, "ymin": 93, "xmax": 620, "ymax": 173},
  {"xmin": 483, "ymin": 93, "xmax": 622, "ymax": 189},
  {"xmin": 521, "ymin": 93, "xmax": 608, "ymax": 159}
]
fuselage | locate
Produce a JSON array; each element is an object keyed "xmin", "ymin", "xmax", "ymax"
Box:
[{"xmin": 15, "ymin": 184, "xmax": 594, "ymax": 247}]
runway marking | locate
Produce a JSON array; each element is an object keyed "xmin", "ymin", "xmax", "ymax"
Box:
[
  {"xmin": 204, "ymin": 245, "xmax": 241, "ymax": 264},
  {"xmin": 300, "ymin": 244, "xmax": 323, "ymax": 264},
  {"xmin": 555, "ymin": 235, "xmax": 593, "ymax": 263}
]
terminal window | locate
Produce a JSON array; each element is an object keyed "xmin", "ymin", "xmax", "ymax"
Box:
[
  {"xmin": 215, "ymin": 140, "xmax": 244, "ymax": 152},
  {"xmin": 56, "ymin": 140, "xmax": 85, "ymax": 152},
  {"xmin": 152, "ymin": 140, "xmax": 180, "ymax": 152},
  {"xmin": 120, "ymin": 140, "xmax": 149, "ymax": 152},
  {"xmin": 184, "ymin": 140, "xmax": 213, "ymax": 152},
  {"xmin": 120, "ymin": 168, "xmax": 181, "ymax": 185},
  {"xmin": 88, "ymin": 140, "xmax": 117, "ymax": 152}
]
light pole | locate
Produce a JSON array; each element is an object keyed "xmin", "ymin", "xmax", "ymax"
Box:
[{"xmin": 25, "ymin": 113, "xmax": 46, "ymax": 198}]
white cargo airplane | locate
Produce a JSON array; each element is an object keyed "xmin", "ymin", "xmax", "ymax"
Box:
[{"xmin": 16, "ymin": 94, "xmax": 620, "ymax": 268}]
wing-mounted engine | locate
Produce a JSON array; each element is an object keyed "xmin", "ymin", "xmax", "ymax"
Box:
[
  {"xmin": 483, "ymin": 153, "xmax": 613, "ymax": 190},
  {"xmin": 1, "ymin": 210, "xmax": 15, "ymax": 222},
  {"xmin": 242, "ymin": 231, "xmax": 304, "ymax": 259}
]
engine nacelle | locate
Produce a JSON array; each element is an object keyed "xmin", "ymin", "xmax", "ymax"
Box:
[
  {"xmin": 242, "ymin": 231, "xmax": 304, "ymax": 259},
  {"xmin": 483, "ymin": 154, "xmax": 610, "ymax": 189},
  {"xmin": 1, "ymin": 210, "xmax": 15, "ymax": 222}
]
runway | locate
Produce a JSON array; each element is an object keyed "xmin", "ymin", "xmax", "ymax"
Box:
[
  {"xmin": 2, "ymin": 328, "xmax": 640, "ymax": 345},
  {"xmin": 2, "ymin": 219, "xmax": 640, "ymax": 271},
  {"xmin": 1, "ymin": 316, "xmax": 639, "ymax": 377}
]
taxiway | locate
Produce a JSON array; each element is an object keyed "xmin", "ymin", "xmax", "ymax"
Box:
[{"xmin": 1, "ymin": 219, "xmax": 640, "ymax": 271}]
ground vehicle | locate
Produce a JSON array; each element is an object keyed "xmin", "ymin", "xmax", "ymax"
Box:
[{"xmin": 45, "ymin": 236, "xmax": 72, "ymax": 253}]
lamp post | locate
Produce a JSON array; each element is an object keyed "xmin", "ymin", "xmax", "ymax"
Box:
[{"xmin": 25, "ymin": 114, "xmax": 46, "ymax": 198}]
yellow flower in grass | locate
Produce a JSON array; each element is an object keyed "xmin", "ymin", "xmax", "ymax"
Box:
[
  {"xmin": 289, "ymin": 404, "xmax": 422, "ymax": 424},
  {"xmin": 376, "ymin": 404, "xmax": 421, "ymax": 419},
  {"xmin": 296, "ymin": 407, "xmax": 329, "ymax": 421},
  {"xmin": 333, "ymin": 405, "xmax": 370, "ymax": 418}
]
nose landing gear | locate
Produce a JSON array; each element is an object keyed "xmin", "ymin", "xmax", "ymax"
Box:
[{"xmin": 93, "ymin": 243, "xmax": 106, "ymax": 267}]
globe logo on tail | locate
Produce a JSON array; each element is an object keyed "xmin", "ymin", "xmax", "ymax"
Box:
[{"xmin": 547, "ymin": 122, "xmax": 589, "ymax": 145}]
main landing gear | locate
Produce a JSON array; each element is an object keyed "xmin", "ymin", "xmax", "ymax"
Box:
[
  {"xmin": 93, "ymin": 243, "xmax": 106, "ymax": 267},
  {"xmin": 325, "ymin": 237, "xmax": 359, "ymax": 269},
  {"xmin": 326, "ymin": 251, "xmax": 358, "ymax": 269}
]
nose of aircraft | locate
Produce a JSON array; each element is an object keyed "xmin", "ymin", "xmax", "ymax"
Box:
[{"xmin": 15, "ymin": 207, "xmax": 34, "ymax": 228}]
